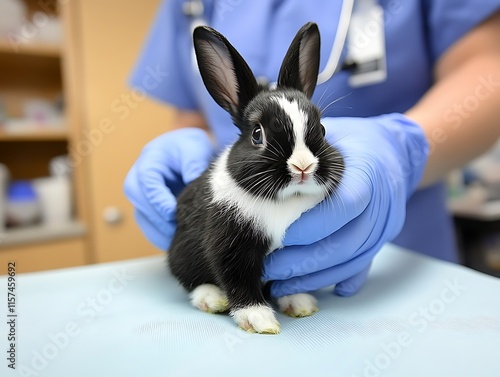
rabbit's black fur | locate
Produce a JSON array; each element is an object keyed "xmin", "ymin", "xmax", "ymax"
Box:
[{"xmin": 168, "ymin": 23, "xmax": 344, "ymax": 333}]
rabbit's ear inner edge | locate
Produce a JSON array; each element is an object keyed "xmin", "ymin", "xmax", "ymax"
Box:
[
  {"xmin": 278, "ymin": 22, "xmax": 321, "ymax": 99},
  {"xmin": 193, "ymin": 26, "xmax": 259, "ymax": 118}
]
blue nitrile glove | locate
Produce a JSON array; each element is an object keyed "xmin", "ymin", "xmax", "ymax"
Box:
[
  {"xmin": 124, "ymin": 128, "xmax": 214, "ymax": 250},
  {"xmin": 264, "ymin": 113, "xmax": 429, "ymax": 297}
]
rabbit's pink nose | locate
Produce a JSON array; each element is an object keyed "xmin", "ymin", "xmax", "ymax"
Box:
[
  {"xmin": 289, "ymin": 162, "xmax": 315, "ymax": 174},
  {"xmin": 289, "ymin": 162, "xmax": 317, "ymax": 183}
]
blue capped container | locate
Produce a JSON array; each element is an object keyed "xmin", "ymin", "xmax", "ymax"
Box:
[{"xmin": 6, "ymin": 181, "xmax": 40, "ymax": 226}]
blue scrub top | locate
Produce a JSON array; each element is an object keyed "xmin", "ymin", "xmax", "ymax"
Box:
[{"xmin": 130, "ymin": 0, "xmax": 500, "ymax": 263}]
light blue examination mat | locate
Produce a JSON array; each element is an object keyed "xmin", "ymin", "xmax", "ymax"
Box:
[{"xmin": 1, "ymin": 244, "xmax": 499, "ymax": 377}]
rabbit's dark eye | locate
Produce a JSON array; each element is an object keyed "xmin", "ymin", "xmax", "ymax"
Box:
[
  {"xmin": 321, "ymin": 124, "xmax": 326, "ymax": 137},
  {"xmin": 251, "ymin": 124, "xmax": 264, "ymax": 146}
]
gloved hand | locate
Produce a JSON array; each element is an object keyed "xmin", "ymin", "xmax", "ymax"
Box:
[
  {"xmin": 124, "ymin": 128, "xmax": 214, "ymax": 250},
  {"xmin": 264, "ymin": 113, "xmax": 429, "ymax": 297}
]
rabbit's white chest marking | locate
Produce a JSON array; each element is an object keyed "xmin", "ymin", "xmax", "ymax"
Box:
[{"xmin": 210, "ymin": 149, "xmax": 325, "ymax": 251}]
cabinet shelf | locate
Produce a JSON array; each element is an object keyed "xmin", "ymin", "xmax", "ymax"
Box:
[
  {"xmin": 0, "ymin": 128, "xmax": 68, "ymax": 141},
  {"xmin": 0, "ymin": 221, "xmax": 86, "ymax": 249},
  {"xmin": 0, "ymin": 40, "xmax": 61, "ymax": 58}
]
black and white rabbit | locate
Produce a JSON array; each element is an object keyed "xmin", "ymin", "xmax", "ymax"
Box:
[{"xmin": 168, "ymin": 22, "xmax": 344, "ymax": 334}]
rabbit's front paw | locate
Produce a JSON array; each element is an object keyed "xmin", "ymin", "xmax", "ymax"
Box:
[
  {"xmin": 190, "ymin": 284, "xmax": 229, "ymax": 313},
  {"xmin": 231, "ymin": 305, "xmax": 281, "ymax": 334},
  {"xmin": 278, "ymin": 293, "xmax": 318, "ymax": 317}
]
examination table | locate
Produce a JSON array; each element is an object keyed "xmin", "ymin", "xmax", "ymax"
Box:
[{"xmin": 1, "ymin": 244, "xmax": 499, "ymax": 377}]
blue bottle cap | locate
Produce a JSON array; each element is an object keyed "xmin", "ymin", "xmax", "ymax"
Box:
[{"xmin": 7, "ymin": 181, "xmax": 37, "ymax": 202}]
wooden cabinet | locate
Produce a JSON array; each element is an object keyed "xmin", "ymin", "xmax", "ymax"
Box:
[
  {"xmin": 0, "ymin": 0, "xmax": 88, "ymax": 272},
  {"xmin": 1, "ymin": 0, "xmax": 172, "ymax": 272}
]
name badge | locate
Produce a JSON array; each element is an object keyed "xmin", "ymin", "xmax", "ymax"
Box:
[{"xmin": 345, "ymin": 0, "xmax": 387, "ymax": 87}]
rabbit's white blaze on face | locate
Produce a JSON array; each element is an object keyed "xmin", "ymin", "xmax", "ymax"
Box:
[
  {"xmin": 273, "ymin": 97, "xmax": 318, "ymax": 184},
  {"xmin": 272, "ymin": 96, "xmax": 322, "ymax": 198},
  {"xmin": 272, "ymin": 96, "xmax": 307, "ymax": 149}
]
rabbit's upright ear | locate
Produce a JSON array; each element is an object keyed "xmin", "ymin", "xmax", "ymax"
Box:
[
  {"xmin": 277, "ymin": 22, "xmax": 320, "ymax": 99},
  {"xmin": 193, "ymin": 26, "xmax": 259, "ymax": 118}
]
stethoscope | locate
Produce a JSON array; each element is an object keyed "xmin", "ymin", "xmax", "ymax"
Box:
[{"xmin": 183, "ymin": 0, "xmax": 355, "ymax": 86}]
